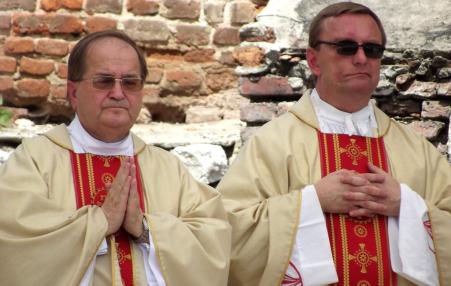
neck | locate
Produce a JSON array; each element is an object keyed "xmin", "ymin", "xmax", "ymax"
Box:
[{"xmin": 316, "ymin": 85, "xmax": 371, "ymax": 113}]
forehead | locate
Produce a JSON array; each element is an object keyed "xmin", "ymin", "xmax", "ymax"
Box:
[
  {"xmin": 84, "ymin": 37, "xmax": 141, "ymax": 74},
  {"xmin": 320, "ymin": 13, "xmax": 382, "ymax": 43}
]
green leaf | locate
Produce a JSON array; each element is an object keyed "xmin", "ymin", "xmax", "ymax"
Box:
[{"xmin": 0, "ymin": 108, "xmax": 13, "ymax": 127}]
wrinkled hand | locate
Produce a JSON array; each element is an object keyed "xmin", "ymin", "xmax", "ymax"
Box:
[
  {"xmin": 123, "ymin": 167, "xmax": 144, "ymax": 238},
  {"xmin": 346, "ymin": 163, "xmax": 401, "ymax": 217},
  {"xmin": 101, "ymin": 157, "xmax": 133, "ymax": 236},
  {"xmin": 315, "ymin": 169, "xmax": 370, "ymax": 214}
]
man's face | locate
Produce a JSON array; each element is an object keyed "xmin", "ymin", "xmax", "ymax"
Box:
[
  {"xmin": 68, "ymin": 37, "xmax": 143, "ymax": 142},
  {"xmin": 307, "ymin": 13, "xmax": 383, "ymax": 110}
]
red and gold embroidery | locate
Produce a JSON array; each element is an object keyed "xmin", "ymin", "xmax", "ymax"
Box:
[
  {"xmin": 317, "ymin": 132, "xmax": 396, "ymax": 286},
  {"xmin": 70, "ymin": 152, "xmax": 145, "ymax": 286}
]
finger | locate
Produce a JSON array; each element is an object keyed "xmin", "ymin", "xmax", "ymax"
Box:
[
  {"xmin": 343, "ymin": 191, "xmax": 375, "ymax": 202},
  {"xmin": 361, "ymin": 173, "xmax": 385, "ymax": 184},
  {"xmin": 349, "ymin": 208, "xmax": 375, "ymax": 218},
  {"xmin": 367, "ymin": 163, "xmax": 387, "ymax": 175},
  {"xmin": 349, "ymin": 185, "xmax": 388, "ymax": 198},
  {"xmin": 358, "ymin": 200, "xmax": 388, "ymax": 215},
  {"xmin": 341, "ymin": 173, "xmax": 368, "ymax": 186}
]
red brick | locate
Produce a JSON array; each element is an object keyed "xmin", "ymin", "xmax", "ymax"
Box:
[
  {"xmin": 4, "ymin": 37, "xmax": 34, "ymax": 54},
  {"xmin": 122, "ymin": 19, "xmax": 170, "ymax": 43},
  {"xmin": 206, "ymin": 70, "xmax": 237, "ymax": 92},
  {"xmin": 49, "ymin": 84, "xmax": 67, "ymax": 99},
  {"xmin": 85, "ymin": 16, "xmax": 117, "ymax": 33},
  {"xmin": 41, "ymin": 0, "xmax": 82, "ymax": 11},
  {"xmin": 35, "ymin": 38, "xmax": 69, "ymax": 56},
  {"xmin": 127, "ymin": 0, "xmax": 159, "ymax": 15},
  {"xmin": 184, "ymin": 49, "xmax": 215, "ymax": 63},
  {"xmin": 163, "ymin": 69, "xmax": 202, "ymax": 94},
  {"xmin": 20, "ymin": 57, "xmax": 54, "ymax": 75},
  {"xmin": 0, "ymin": 0, "xmax": 36, "ymax": 11},
  {"xmin": 49, "ymin": 14, "xmax": 83, "ymax": 34},
  {"xmin": 232, "ymin": 46, "xmax": 264, "ymax": 66},
  {"xmin": 175, "ymin": 24, "xmax": 210, "ymax": 46},
  {"xmin": 0, "ymin": 56, "xmax": 17, "ymax": 73},
  {"xmin": 239, "ymin": 76, "xmax": 294, "ymax": 98},
  {"xmin": 146, "ymin": 67, "xmax": 163, "ymax": 84},
  {"xmin": 16, "ymin": 78, "xmax": 50, "ymax": 98},
  {"xmin": 219, "ymin": 51, "xmax": 236, "ymax": 66},
  {"xmin": 0, "ymin": 76, "xmax": 14, "ymax": 92},
  {"xmin": 142, "ymin": 86, "xmax": 160, "ymax": 105},
  {"xmin": 213, "ymin": 26, "xmax": 240, "ymax": 46},
  {"xmin": 0, "ymin": 13, "xmax": 11, "ymax": 35},
  {"xmin": 63, "ymin": 0, "xmax": 83, "ymax": 9},
  {"xmin": 204, "ymin": 1, "xmax": 225, "ymax": 24},
  {"xmin": 85, "ymin": 0, "xmax": 122, "ymax": 14},
  {"xmin": 56, "ymin": 63, "xmax": 68, "ymax": 79},
  {"xmin": 12, "ymin": 13, "xmax": 49, "ymax": 35},
  {"xmin": 162, "ymin": 0, "xmax": 200, "ymax": 20},
  {"xmin": 230, "ymin": 1, "xmax": 256, "ymax": 25}
]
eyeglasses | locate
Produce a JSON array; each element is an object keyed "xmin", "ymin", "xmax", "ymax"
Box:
[
  {"xmin": 316, "ymin": 40, "xmax": 385, "ymax": 59},
  {"xmin": 81, "ymin": 75, "xmax": 144, "ymax": 92}
]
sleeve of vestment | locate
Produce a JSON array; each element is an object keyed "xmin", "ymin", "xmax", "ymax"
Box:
[
  {"xmin": 217, "ymin": 130, "xmax": 303, "ymax": 286},
  {"xmin": 142, "ymin": 150, "xmax": 232, "ymax": 286},
  {"xmin": 0, "ymin": 138, "xmax": 108, "ymax": 286}
]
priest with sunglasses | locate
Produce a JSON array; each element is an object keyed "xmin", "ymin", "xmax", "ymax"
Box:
[
  {"xmin": 218, "ymin": 2, "xmax": 450, "ymax": 286},
  {"xmin": 0, "ymin": 30, "xmax": 231, "ymax": 286}
]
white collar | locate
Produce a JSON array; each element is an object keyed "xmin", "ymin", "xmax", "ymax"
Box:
[
  {"xmin": 310, "ymin": 89, "xmax": 378, "ymax": 136},
  {"xmin": 67, "ymin": 115, "xmax": 134, "ymax": 156}
]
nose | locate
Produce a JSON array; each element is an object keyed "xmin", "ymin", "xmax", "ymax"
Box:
[
  {"xmin": 353, "ymin": 46, "xmax": 368, "ymax": 64},
  {"xmin": 108, "ymin": 79, "xmax": 126, "ymax": 99}
]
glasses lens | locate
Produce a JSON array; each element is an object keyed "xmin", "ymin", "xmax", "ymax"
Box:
[
  {"xmin": 362, "ymin": 43, "xmax": 384, "ymax": 58},
  {"xmin": 92, "ymin": 76, "xmax": 115, "ymax": 90},
  {"xmin": 335, "ymin": 41, "xmax": 359, "ymax": 56},
  {"xmin": 121, "ymin": 77, "xmax": 143, "ymax": 92}
]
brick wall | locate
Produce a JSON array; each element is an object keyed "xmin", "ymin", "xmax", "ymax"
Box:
[{"xmin": 0, "ymin": 0, "xmax": 263, "ymax": 123}]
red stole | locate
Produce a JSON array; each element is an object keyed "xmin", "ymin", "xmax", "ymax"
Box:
[
  {"xmin": 317, "ymin": 132, "xmax": 396, "ymax": 286},
  {"xmin": 70, "ymin": 152, "xmax": 145, "ymax": 286}
]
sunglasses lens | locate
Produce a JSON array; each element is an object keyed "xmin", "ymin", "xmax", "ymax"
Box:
[
  {"xmin": 335, "ymin": 41, "xmax": 359, "ymax": 56},
  {"xmin": 122, "ymin": 78, "xmax": 143, "ymax": 92},
  {"xmin": 363, "ymin": 43, "xmax": 384, "ymax": 58},
  {"xmin": 92, "ymin": 76, "xmax": 115, "ymax": 90}
]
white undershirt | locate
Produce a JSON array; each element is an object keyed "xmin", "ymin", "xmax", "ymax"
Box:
[
  {"xmin": 288, "ymin": 89, "xmax": 438, "ymax": 286},
  {"xmin": 67, "ymin": 116, "xmax": 165, "ymax": 286}
]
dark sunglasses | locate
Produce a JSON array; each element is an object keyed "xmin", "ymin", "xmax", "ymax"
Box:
[
  {"xmin": 316, "ymin": 40, "xmax": 385, "ymax": 59},
  {"xmin": 81, "ymin": 75, "xmax": 144, "ymax": 92}
]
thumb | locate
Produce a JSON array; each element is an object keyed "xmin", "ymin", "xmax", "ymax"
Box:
[{"xmin": 368, "ymin": 162, "xmax": 385, "ymax": 174}]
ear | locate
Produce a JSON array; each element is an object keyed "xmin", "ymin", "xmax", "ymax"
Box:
[
  {"xmin": 306, "ymin": 47, "xmax": 321, "ymax": 77},
  {"xmin": 67, "ymin": 81, "xmax": 78, "ymax": 112}
]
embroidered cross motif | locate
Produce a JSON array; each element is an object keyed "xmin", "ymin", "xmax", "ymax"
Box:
[
  {"xmin": 349, "ymin": 243, "xmax": 377, "ymax": 273},
  {"xmin": 339, "ymin": 138, "xmax": 368, "ymax": 165}
]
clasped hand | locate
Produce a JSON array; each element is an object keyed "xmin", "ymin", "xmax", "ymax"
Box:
[
  {"xmin": 314, "ymin": 163, "xmax": 401, "ymax": 217},
  {"xmin": 101, "ymin": 157, "xmax": 144, "ymax": 237}
]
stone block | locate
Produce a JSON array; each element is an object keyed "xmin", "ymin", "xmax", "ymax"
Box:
[
  {"xmin": 4, "ymin": 37, "xmax": 34, "ymax": 54},
  {"xmin": 421, "ymin": 101, "xmax": 451, "ymax": 119},
  {"xmin": 184, "ymin": 49, "xmax": 215, "ymax": 63},
  {"xmin": 219, "ymin": 51, "xmax": 236, "ymax": 66},
  {"xmin": 185, "ymin": 106, "xmax": 222, "ymax": 123},
  {"xmin": 204, "ymin": 0, "xmax": 225, "ymax": 24},
  {"xmin": 56, "ymin": 63, "xmax": 68, "ymax": 79},
  {"xmin": 170, "ymin": 144, "xmax": 228, "ymax": 184},
  {"xmin": 85, "ymin": 0, "xmax": 123, "ymax": 14},
  {"xmin": 175, "ymin": 24, "xmax": 211, "ymax": 46},
  {"xmin": 0, "ymin": 56, "xmax": 17, "ymax": 73},
  {"xmin": 163, "ymin": 69, "xmax": 202, "ymax": 94},
  {"xmin": 206, "ymin": 70, "xmax": 237, "ymax": 92},
  {"xmin": 240, "ymin": 126, "xmax": 259, "ymax": 142},
  {"xmin": 127, "ymin": 0, "xmax": 159, "ymax": 15},
  {"xmin": 49, "ymin": 84, "xmax": 67, "ymax": 100},
  {"xmin": 239, "ymin": 76, "xmax": 294, "ymax": 98},
  {"xmin": 122, "ymin": 19, "xmax": 170, "ymax": 44},
  {"xmin": 230, "ymin": 1, "xmax": 256, "ymax": 25},
  {"xmin": 20, "ymin": 57, "xmax": 54, "ymax": 76},
  {"xmin": 0, "ymin": 13, "xmax": 11, "ymax": 35},
  {"xmin": 407, "ymin": 120, "xmax": 445, "ymax": 141},
  {"xmin": 239, "ymin": 22, "xmax": 275, "ymax": 43},
  {"xmin": 240, "ymin": 102, "xmax": 277, "ymax": 123},
  {"xmin": 48, "ymin": 14, "xmax": 83, "ymax": 34},
  {"xmin": 213, "ymin": 26, "xmax": 240, "ymax": 46},
  {"xmin": 437, "ymin": 67, "xmax": 451, "ymax": 79},
  {"xmin": 146, "ymin": 68, "xmax": 164, "ymax": 84},
  {"xmin": 232, "ymin": 46, "xmax": 264, "ymax": 66},
  {"xmin": 402, "ymin": 80, "xmax": 437, "ymax": 98},
  {"xmin": 35, "ymin": 38, "xmax": 69, "ymax": 56},
  {"xmin": 16, "ymin": 78, "xmax": 50, "ymax": 103},
  {"xmin": 437, "ymin": 82, "xmax": 451, "ymax": 97},
  {"xmin": 0, "ymin": 0, "xmax": 36, "ymax": 11},
  {"xmin": 162, "ymin": 0, "xmax": 200, "ymax": 20},
  {"xmin": 0, "ymin": 77, "xmax": 14, "ymax": 92},
  {"xmin": 378, "ymin": 98, "xmax": 421, "ymax": 117},
  {"xmin": 85, "ymin": 16, "xmax": 117, "ymax": 33}
]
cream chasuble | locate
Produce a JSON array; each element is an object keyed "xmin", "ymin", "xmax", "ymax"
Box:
[
  {"xmin": 217, "ymin": 92, "xmax": 451, "ymax": 286},
  {"xmin": 0, "ymin": 123, "xmax": 231, "ymax": 286}
]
